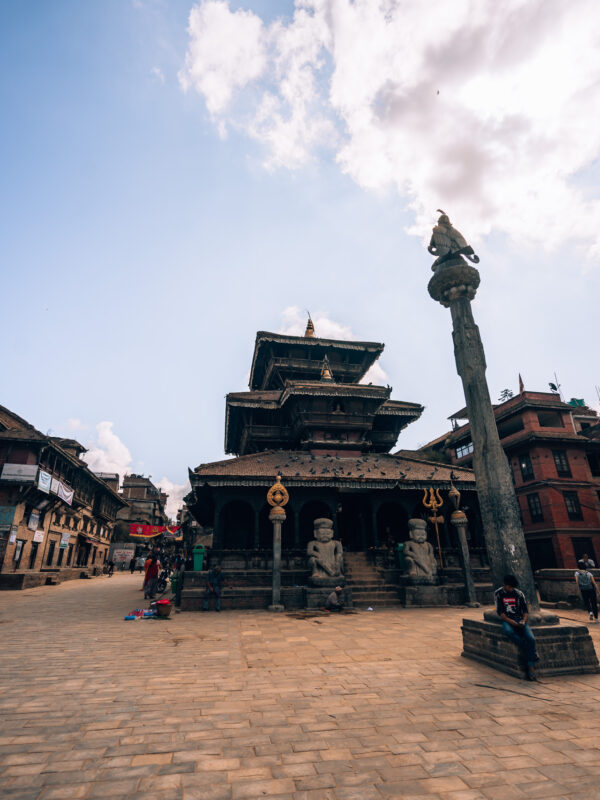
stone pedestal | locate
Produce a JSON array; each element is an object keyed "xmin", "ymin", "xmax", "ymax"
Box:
[
  {"xmin": 403, "ymin": 584, "xmax": 448, "ymax": 607},
  {"xmin": 305, "ymin": 586, "xmax": 353, "ymax": 609},
  {"xmin": 462, "ymin": 617, "xmax": 600, "ymax": 678}
]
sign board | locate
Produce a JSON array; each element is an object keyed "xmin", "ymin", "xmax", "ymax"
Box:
[
  {"xmin": 38, "ymin": 470, "xmax": 52, "ymax": 494},
  {"xmin": 112, "ymin": 548, "xmax": 134, "ymax": 563},
  {"xmin": 0, "ymin": 506, "xmax": 16, "ymax": 529},
  {"xmin": 33, "ymin": 530, "xmax": 45, "ymax": 543},
  {"xmin": 28, "ymin": 510, "xmax": 40, "ymax": 531},
  {"xmin": 1, "ymin": 464, "xmax": 38, "ymax": 482},
  {"xmin": 50, "ymin": 477, "xmax": 74, "ymax": 506},
  {"xmin": 59, "ymin": 532, "xmax": 70, "ymax": 549},
  {"xmin": 9, "ymin": 526, "xmax": 17, "ymax": 544}
]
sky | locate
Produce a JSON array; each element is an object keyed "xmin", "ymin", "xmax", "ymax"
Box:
[{"xmin": 2, "ymin": 0, "xmax": 599, "ymax": 520}]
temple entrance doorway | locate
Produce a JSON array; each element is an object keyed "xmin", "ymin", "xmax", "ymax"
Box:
[
  {"xmin": 337, "ymin": 496, "xmax": 370, "ymax": 551},
  {"xmin": 377, "ymin": 502, "xmax": 409, "ymax": 548}
]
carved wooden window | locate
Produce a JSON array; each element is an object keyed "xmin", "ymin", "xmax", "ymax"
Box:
[
  {"xmin": 552, "ymin": 450, "xmax": 571, "ymax": 478},
  {"xmin": 563, "ymin": 491, "xmax": 583, "ymax": 521},
  {"xmin": 527, "ymin": 493, "xmax": 544, "ymax": 523},
  {"xmin": 455, "ymin": 442, "xmax": 474, "ymax": 459},
  {"xmin": 519, "ymin": 453, "xmax": 534, "ymax": 482}
]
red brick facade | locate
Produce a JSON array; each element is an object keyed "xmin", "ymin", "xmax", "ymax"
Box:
[{"xmin": 421, "ymin": 392, "xmax": 600, "ymax": 570}]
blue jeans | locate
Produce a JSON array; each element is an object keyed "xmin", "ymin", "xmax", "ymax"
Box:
[
  {"xmin": 203, "ymin": 588, "xmax": 221, "ymax": 611},
  {"xmin": 501, "ymin": 621, "xmax": 538, "ymax": 665}
]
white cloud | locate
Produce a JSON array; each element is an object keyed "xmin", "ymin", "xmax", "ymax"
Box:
[
  {"xmin": 179, "ymin": 1, "xmax": 267, "ymax": 114},
  {"xmin": 156, "ymin": 477, "xmax": 190, "ymax": 522},
  {"xmin": 65, "ymin": 422, "xmax": 187, "ymax": 519},
  {"xmin": 82, "ymin": 422, "xmax": 133, "ymax": 477},
  {"xmin": 180, "ymin": 0, "xmax": 600, "ymax": 260},
  {"xmin": 64, "ymin": 418, "xmax": 88, "ymax": 433},
  {"xmin": 151, "ymin": 66, "xmax": 165, "ymax": 84},
  {"xmin": 278, "ymin": 306, "xmax": 388, "ymax": 384},
  {"xmin": 179, "ymin": 0, "xmax": 335, "ymax": 168}
]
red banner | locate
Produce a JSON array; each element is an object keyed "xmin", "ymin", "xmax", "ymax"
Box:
[{"xmin": 130, "ymin": 524, "xmax": 182, "ymax": 540}]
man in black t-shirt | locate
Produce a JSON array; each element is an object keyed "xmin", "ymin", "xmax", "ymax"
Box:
[{"xmin": 495, "ymin": 574, "xmax": 539, "ymax": 680}]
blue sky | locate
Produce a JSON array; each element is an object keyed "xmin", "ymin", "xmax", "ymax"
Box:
[{"xmin": 2, "ymin": 0, "xmax": 599, "ymax": 517}]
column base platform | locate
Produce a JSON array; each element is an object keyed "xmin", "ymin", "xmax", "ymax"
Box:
[
  {"xmin": 268, "ymin": 604, "xmax": 285, "ymax": 612},
  {"xmin": 462, "ymin": 617, "xmax": 599, "ymax": 679}
]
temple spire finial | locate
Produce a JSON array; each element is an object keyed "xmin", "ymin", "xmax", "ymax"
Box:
[
  {"xmin": 320, "ymin": 354, "xmax": 333, "ymax": 382},
  {"xmin": 305, "ymin": 312, "xmax": 315, "ymax": 338}
]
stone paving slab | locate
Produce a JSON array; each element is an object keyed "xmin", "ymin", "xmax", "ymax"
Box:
[{"xmin": 2, "ymin": 574, "xmax": 600, "ymax": 799}]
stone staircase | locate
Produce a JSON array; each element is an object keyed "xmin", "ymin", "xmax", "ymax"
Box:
[{"xmin": 344, "ymin": 552, "xmax": 402, "ymax": 607}]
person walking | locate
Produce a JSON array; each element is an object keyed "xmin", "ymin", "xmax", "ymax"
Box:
[
  {"xmin": 495, "ymin": 574, "xmax": 539, "ymax": 681},
  {"xmin": 172, "ymin": 555, "xmax": 185, "ymax": 608},
  {"xmin": 144, "ymin": 555, "xmax": 160, "ymax": 600},
  {"xmin": 129, "ymin": 556, "xmax": 136, "ymax": 574},
  {"xmin": 140, "ymin": 553, "xmax": 153, "ymax": 591},
  {"xmin": 203, "ymin": 565, "xmax": 223, "ymax": 611},
  {"xmin": 578, "ymin": 553, "xmax": 596, "ymax": 569},
  {"xmin": 107, "ymin": 560, "xmax": 115, "ymax": 577},
  {"xmin": 575, "ymin": 564, "xmax": 600, "ymax": 623},
  {"xmin": 136, "ymin": 554, "xmax": 145, "ymax": 573}
]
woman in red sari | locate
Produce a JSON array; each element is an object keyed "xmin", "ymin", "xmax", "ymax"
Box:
[{"xmin": 144, "ymin": 555, "xmax": 160, "ymax": 599}]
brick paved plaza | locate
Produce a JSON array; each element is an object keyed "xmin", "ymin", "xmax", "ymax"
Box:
[{"xmin": 2, "ymin": 574, "xmax": 600, "ymax": 800}]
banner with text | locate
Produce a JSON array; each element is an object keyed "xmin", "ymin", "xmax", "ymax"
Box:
[{"xmin": 130, "ymin": 524, "xmax": 182, "ymax": 540}]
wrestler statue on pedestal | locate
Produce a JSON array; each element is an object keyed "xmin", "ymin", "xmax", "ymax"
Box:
[{"xmin": 307, "ymin": 518, "xmax": 344, "ymax": 586}]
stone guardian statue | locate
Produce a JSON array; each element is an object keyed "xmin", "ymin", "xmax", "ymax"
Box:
[
  {"xmin": 307, "ymin": 518, "xmax": 344, "ymax": 586},
  {"xmin": 403, "ymin": 518, "xmax": 438, "ymax": 583}
]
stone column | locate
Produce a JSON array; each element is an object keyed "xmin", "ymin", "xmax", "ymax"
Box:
[
  {"xmin": 266, "ymin": 476, "xmax": 288, "ymax": 613},
  {"xmin": 449, "ymin": 484, "xmax": 478, "ymax": 606},
  {"xmin": 269, "ymin": 507, "xmax": 285, "ymax": 611},
  {"xmin": 428, "ymin": 259, "xmax": 538, "ymax": 609}
]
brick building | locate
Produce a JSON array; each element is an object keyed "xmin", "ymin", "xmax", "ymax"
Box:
[
  {"xmin": 420, "ymin": 391, "xmax": 600, "ymax": 570},
  {"xmin": 0, "ymin": 405, "xmax": 127, "ymax": 589},
  {"xmin": 112, "ymin": 474, "xmax": 169, "ymax": 544}
]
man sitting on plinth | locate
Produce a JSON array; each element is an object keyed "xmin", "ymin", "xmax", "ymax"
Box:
[
  {"xmin": 325, "ymin": 586, "xmax": 344, "ymax": 612},
  {"xmin": 495, "ymin": 574, "xmax": 539, "ymax": 681}
]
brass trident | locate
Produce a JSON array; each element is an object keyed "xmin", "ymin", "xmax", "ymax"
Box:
[{"xmin": 422, "ymin": 487, "xmax": 444, "ymax": 569}]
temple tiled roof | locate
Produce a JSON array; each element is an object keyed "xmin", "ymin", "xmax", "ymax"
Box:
[{"xmin": 191, "ymin": 449, "xmax": 475, "ymax": 488}]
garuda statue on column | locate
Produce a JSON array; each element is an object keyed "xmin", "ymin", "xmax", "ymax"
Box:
[{"xmin": 428, "ymin": 210, "xmax": 479, "ymax": 270}]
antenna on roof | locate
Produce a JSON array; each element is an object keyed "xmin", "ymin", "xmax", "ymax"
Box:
[{"xmin": 549, "ymin": 372, "xmax": 563, "ymax": 401}]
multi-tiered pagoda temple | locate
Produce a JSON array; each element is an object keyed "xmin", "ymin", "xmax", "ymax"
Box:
[{"xmin": 187, "ymin": 320, "xmax": 483, "ymax": 557}]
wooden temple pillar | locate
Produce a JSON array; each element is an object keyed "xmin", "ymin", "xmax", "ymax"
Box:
[
  {"xmin": 371, "ymin": 501, "xmax": 379, "ymax": 548},
  {"xmin": 253, "ymin": 510, "xmax": 260, "ymax": 550},
  {"xmin": 212, "ymin": 503, "xmax": 223, "ymax": 550},
  {"xmin": 359, "ymin": 511, "xmax": 367, "ymax": 551},
  {"xmin": 293, "ymin": 509, "xmax": 300, "ymax": 549}
]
